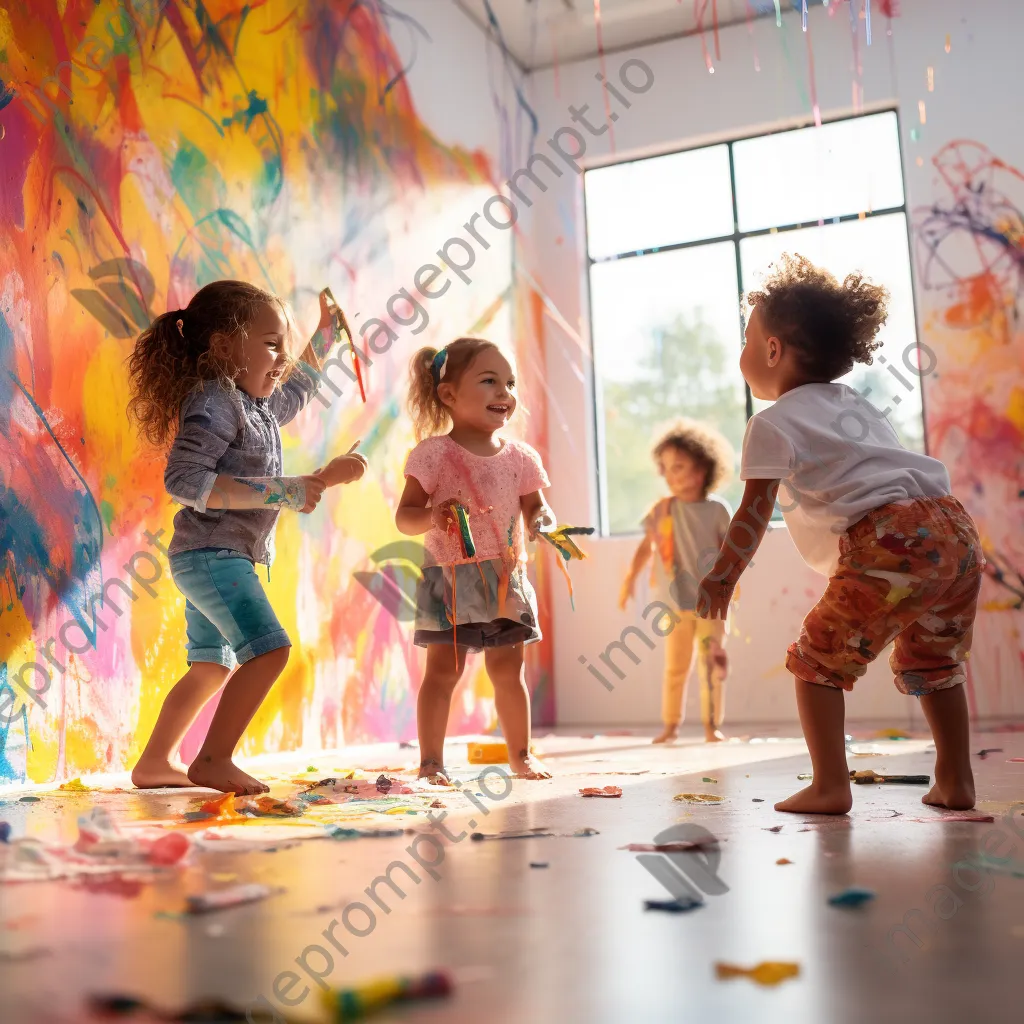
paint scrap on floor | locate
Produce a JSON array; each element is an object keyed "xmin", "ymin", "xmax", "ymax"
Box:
[
  {"xmin": 674, "ymin": 793, "xmax": 723, "ymax": 804},
  {"xmin": 470, "ymin": 827, "xmax": 599, "ymax": 841},
  {"xmin": 715, "ymin": 961, "xmax": 801, "ymax": 986},
  {"xmin": 851, "ymin": 770, "xmax": 930, "ymax": 785},
  {"xmin": 906, "ymin": 814, "xmax": 995, "ymax": 823},
  {"xmin": 186, "ymin": 883, "xmax": 278, "ymax": 914},
  {"xmin": 828, "ymin": 886, "xmax": 876, "ymax": 908},
  {"xmin": 323, "ymin": 969, "xmax": 453, "ymax": 1019},
  {"xmin": 579, "ymin": 786, "xmax": 622, "ymax": 798},
  {"xmin": 645, "ymin": 897, "xmax": 703, "ymax": 913}
]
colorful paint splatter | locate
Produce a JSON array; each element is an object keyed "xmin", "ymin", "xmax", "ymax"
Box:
[
  {"xmin": 0, "ymin": 1, "xmax": 552, "ymax": 783},
  {"xmin": 913, "ymin": 141, "xmax": 1024, "ymax": 714}
]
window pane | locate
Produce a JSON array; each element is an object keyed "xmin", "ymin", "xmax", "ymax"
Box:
[
  {"xmin": 584, "ymin": 145, "xmax": 734, "ymax": 260},
  {"xmin": 740, "ymin": 213, "xmax": 924, "ymax": 451},
  {"xmin": 590, "ymin": 244, "xmax": 747, "ymax": 535},
  {"xmin": 733, "ymin": 112, "xmax": 904, "ymax": 232}
]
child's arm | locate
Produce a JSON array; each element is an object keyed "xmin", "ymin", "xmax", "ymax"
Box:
[
  {"xmin": 269, "ymin": 292, "xmax": 344, "ymax": 426},
  {"xmin": 521, "ymin": 490, "xmax": 555, "ymax": 540},
  {"xmin": 165, "ymin": 391, "xmax": 326, "ymax": 514},
  {"xmin": 395, "ymin": 475, "xmax": 438, "ymax": 536},
  {"xmin": 203, "ymin": 474, "xmax": 326, "ymax": 513},
  {"xmin": 696, "ymin": 478, "xmax": 779, "ymax": 619},
  {"xmin": 296, "ymin": 290, "xmax": 341, "ymax": 372},
  {"xmin": 620, "ymin": 534, "xmax": 653, "ymax": 610}
]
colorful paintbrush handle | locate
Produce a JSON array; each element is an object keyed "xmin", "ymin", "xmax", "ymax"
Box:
[
  {"xmin": 453, "ymin": 502, "xmax": 475, "ymax": 558},
  {"xmin": 324, "ymin": 970, "xmax": 453, "ymax": 1020}
]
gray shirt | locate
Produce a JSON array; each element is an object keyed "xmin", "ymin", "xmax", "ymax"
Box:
[
  {"xmin": 642, "ymin": 496, "xmax": 732, "ymax": 610},
  {"xmin": 164, "ymin": 363, "xmax": 321, "ymax": 565}
]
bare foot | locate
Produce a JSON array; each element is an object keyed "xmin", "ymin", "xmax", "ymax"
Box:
[
  {"xmin": 510, "ymin": 754, "xmax": 551, "ymax": 780},
  {"xmin": 187, "ymin": 756, "xmax": 269, "ymax": 795},
  {"xmin": 774, "ymin": 783, "xmax": 852, "ymax": 815},
  {"xmin": 131, "ymin": 758, "xmax": 196, "ymax": 789},
  {"xmin": 922, "ymin": 777, "xmax": 975, "ymax": 811},
  {"xmin": 704, "ymin": 728, "xmax": 726, "ymax": 743},
  {"xmin": 418, "ymin": 759, "xmax": 452, "ymax": 785},
  {"xmin": 653, "ymin": 726, "xmax": 679, "ymax": 745}
]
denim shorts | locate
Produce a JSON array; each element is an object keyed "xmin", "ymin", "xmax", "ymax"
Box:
[{"xmin": 169, "ymin": 548, "xmax": 290, "ymax": 668}]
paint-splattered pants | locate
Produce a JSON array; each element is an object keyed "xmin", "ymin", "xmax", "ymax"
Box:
[
  {"xmin": 787, "ymin": 496, "xmax": 984, "ymax": 694},
  {"xmin": 663, "ymin": 613, "xmax": 728, "ymax": 727}
]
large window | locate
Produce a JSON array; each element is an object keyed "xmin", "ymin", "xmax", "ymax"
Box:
[{"xmin": 585, "ymin": 111, "xmax": 923, "ymax": 535}]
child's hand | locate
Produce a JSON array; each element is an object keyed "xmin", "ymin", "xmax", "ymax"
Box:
[
  {"xmin": 528, "ymin": 509, "xmax": 556, "ymax": 541},
  {"xmin": 298, "ymin": 475, "xmax": 327, "ymax": 513},
  {"xmin": 314, "ymin": 453, "xmax": 367, "ymax": 487},
  {"xmin": 619, "ymin": 574, "xmax": 636, "ymax": 611},
  {"xmin": 431, "ymin": 498, "xmax": 462, "ymax": 533},
  {"xmin": 696, "ymin": 575, "xmax": 734, "ymax": 619}
]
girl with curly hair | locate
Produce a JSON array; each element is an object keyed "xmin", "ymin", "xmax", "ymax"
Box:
[
  {"xmin": 620, "ymin": 419, "xmax": 735, "ymax": 744},
  {"xmin": 127, "ymin": 281, "xmax": 366, "ymax": 795},
  {"xmin": 698, "ymin": 255, "xmax": 983, "ymax": 816}
]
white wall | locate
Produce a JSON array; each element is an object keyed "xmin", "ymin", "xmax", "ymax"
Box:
[{"xmin": 517, "ymin": 0, "xmax": 1024, "ymax": 727}]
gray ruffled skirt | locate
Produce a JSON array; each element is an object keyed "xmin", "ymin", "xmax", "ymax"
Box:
[{"xmin": 413, "ymin": 557, "xmax": 542, "ymax": 651}]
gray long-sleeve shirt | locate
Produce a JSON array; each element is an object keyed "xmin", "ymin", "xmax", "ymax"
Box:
[{"xmin": 164, "ymin": 363, "xmax": 322, "ymax": 565}]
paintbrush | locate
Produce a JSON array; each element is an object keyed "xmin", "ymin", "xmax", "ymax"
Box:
[{"xmin": 850, "ymin": 769, "xmax": 930, "ymax": 785}]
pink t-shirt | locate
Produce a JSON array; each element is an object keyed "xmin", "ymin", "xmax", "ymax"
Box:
[{"xmin": 404, "ymin": 435, "xmax": 551, "ymax": 567}]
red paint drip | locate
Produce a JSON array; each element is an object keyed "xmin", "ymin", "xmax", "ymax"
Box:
[{"xmin": 694, "ymin": 0, "xmax": 713, "ymax": 73}]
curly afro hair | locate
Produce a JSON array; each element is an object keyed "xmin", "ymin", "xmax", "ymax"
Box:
[
  {"xmin": 652, "ymin": 418, "xmax": 735, "ymax": 497},
  {"xmin": 747, "ymin": 253, "xmax": 890, "ymax": 380}
]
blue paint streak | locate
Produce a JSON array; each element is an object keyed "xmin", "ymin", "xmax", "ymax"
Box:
[{"xmin": 1, "ymin": 314, "xmax": 104, "ymax": 644}]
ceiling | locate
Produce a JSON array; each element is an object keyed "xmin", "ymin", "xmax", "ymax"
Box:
[{"xmin": 452, "ymin": 0, "xmax": 800, "ymax": 71}]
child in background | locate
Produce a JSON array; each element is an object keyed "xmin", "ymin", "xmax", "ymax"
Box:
[
  {"xmin": 128, "ymin": 282, "xmax": 366, "ymax": 795},
  {"xmin": 621, "ymin": 420, "xmax": 734, "ymax": 744},
  {"xmin": 396, "ymin": 338, "xmax": 555, "ymax": 783},
  {"xmin": 698, "ymin": 255, "xmax": 983, "ymax": 814}
]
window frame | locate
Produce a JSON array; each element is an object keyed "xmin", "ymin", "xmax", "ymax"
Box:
[{"xmin": 583, "ymin": 107, "xmax": 924, "ymax": 537}]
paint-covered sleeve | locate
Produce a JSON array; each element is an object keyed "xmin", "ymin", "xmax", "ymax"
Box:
[
  {"xmin": 267, "ymin": 361, "xmax": 322, "ymax": 427},
  {"xmin": 517, "ymin": 442, "xmax": 551, "ymax": 494},
  {"xmin": 640, "ymin": 499, "xmax": 660, "ymax": 537},
  {"xmin": 164, "ymin": 389, "xmax": 241, "ymax": 513}
]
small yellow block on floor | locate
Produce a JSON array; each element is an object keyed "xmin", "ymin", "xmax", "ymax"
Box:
[
  {"xmin": 466, "ymin": 742, "xmax": 539, "ymax": 764},
  {"xmin": 468, "ymin": 742, "xmax": 509, "ymax": 764}
]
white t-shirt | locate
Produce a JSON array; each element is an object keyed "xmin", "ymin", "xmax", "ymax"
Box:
[{"xmin": 740, "ymin": 383, "xmax": 950, "ymax": 576}]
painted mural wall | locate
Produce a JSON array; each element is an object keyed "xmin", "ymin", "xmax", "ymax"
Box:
[
  {"xmin": 525, "ymin": 0, "xmax": 1024, "ymax": 726},
  {"xmin": 0, "ymin": 0, "xmax": 555, "ymax": 784}
]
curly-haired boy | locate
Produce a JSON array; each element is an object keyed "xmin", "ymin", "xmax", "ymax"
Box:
[
  {"xmin": 621, "ymin": 418, "xmax": 736, "ymax": 744},
  {"xmin": 698, "ymin": 255, "xmax": 982, "ymax": 816}
]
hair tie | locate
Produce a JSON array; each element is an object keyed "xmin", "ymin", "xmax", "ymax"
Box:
[
  {"xmin": 175, "ymin": 315, "xmax": 185, "ymax": 338},
  {"xmin": 430, "ymin": 347, "xmax": 449, "ymax": 387}
]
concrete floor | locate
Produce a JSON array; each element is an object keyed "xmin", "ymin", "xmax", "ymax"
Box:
[{"xmin": 1, "ymin": 726, "xmax": 1023, "ymax": 1023}]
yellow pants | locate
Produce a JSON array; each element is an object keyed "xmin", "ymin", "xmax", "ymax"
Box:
[{"xmin": 662, "ymin": 613, "xmax": 727, "ymax": 728}]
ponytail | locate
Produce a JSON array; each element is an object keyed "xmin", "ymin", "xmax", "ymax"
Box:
[{"xmin": 406, "ymin": 336, "xmax": 501, "ymax": 441}]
